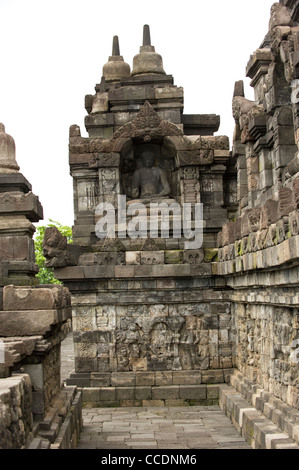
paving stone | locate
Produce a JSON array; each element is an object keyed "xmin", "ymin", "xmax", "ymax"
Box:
[{"xmin": 76, "ymin": 405, "xmax": 251, "ymax": 449}]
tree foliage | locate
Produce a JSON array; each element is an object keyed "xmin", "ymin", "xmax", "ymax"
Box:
[{"xmin": 34, "ymin": 219, "xmax": 72, "ymax": 284}]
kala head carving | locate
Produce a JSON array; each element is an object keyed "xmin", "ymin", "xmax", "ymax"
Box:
[
  {"xmin": 42, "ymin": 226, "xmax": 68, "ymax": 268},
  {"xmin": 42, "ymin": 226, "xmax": 81, "ymax": 268}
]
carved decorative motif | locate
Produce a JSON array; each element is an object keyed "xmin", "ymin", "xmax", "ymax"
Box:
[
  {"xmin": 178, "ymin": 149, "xmax": 214, "ymax": 166},
  {"xmin": 183, "ymin": 249, "xmax": 204, "ymax": 264},
  {"xmin": 100, "ymin": 237, "xmax": 126, "ymax": 252},
  {"xmin": 112, "ymin": 101, "xmax": 183, "ymax": 141},
  {"xmin": 140, "ymin": 236, "xmax": 160, "ymax": 251},
  {"xmin": 183, "ymin": 167, "xmax": 199, "ymax": 180},
  {"xmin": 43, "ymin": 227, "xmax": 79, "ymax": 268}
]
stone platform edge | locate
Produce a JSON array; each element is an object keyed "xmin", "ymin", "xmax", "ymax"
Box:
[
  {"xmin": 66, "ymin": 369, "xmax": 232, "ymax": 408},
  {"xmin": 66, "ymin": 368, "xmax": 233, "ymax": 388},
  {"xmin": 80, "ymin": 383, "xmax": 221, "ymax": 408}
]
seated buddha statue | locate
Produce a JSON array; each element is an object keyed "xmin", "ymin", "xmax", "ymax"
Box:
[{"xmin": 131, "ymin": 150, "xmax": 171, "ymax": 201}]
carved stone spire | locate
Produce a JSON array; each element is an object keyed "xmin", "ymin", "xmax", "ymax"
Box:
[
  {"xmin": 112, "ymin": 35, "xmax": 120, "ymax": 56},
  {"xmin": 102, "ymin": 35, "xmax": 131, "ymax": 82},
  {"xmin": 143, "ymin": 24, "xmax": 151, "ymax": 46},
  {"xmin": 132, "ymin": 25, "xmax": 166, "ymax": 76},
  {"xmin": 0, "ymin": 123, "xmax": 20, "ymax": 173}
]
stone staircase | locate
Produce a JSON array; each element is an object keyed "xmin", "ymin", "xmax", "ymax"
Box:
[
  {"xmin": 220, "ymin": 370, "xmax": 299, "ymax": 449},
  {"xmin": 28, "ymin": 385, "xmax": 82, "ymax": 449}
]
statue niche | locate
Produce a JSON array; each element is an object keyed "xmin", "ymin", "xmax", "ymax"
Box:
[{"xmin": 121, "ymin": 142, "xmax": 177, "ymax": 202}]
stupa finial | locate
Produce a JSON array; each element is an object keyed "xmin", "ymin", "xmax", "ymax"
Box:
[
  {"xmin": 112, "ymin": 35, "xmax": 120, "ymax": 56},
  {"xmin": 143, "ymin": 25, "xmax": 151, "ymax": 46}
]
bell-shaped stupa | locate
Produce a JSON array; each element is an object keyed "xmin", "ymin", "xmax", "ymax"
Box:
[
  {"xmin": 0, "ymin": 123, "xmax": 19, "ymax": 173},
  {"xmin": 102, "ymin": 35, "xmax": 131, "ymax": 82},
  {"xmin": 132, "ymin": 25, "xmax": 166, "ymax": 76}
]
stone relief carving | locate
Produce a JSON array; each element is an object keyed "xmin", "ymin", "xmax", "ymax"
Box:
[
  {"xmin": 112, "ymin": 101, "xmax": 183, "ymax": 142},
  {"xmin": 112, "ymin": 313, "xmax": 215, "ymax": 372},
  {"xmin": 183, "ymin": 167, "xmax": 199, "ymax": 180},
  {"xmin": 178, "ymin": 149, "xmax": 214, "ymax": 166},
  {"xmin": 43, "ymin": 227, "xmax": 80, "ymax": 268},
  {"xmin": 183, "ymin": 249, "xmax": 204, "ymax": 264}
]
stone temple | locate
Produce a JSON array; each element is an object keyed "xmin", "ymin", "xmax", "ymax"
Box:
[
  {"xmin": 52, "ymin": 24, "xmax": 234, "ymax": 384},
  {"xmin": 1, "ymin": 0, "xmax": 299, "ymax": 449}
]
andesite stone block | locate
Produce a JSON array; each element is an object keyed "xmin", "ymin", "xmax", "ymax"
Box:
[
  {"xmin": 3, "ymin": 285, "xmax": 70, "ymax": 311},
  {"xmin": 0, "ymin": 309, "xmax": 71, "ymax": 336}
]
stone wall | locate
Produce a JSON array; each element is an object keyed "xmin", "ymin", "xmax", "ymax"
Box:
[
  {"xmin": 0, "ymin": 374, "xmax": 33, "ymax": 449},
  {"xmin": 64, "ymin": 275, "xmax": 234, "ymax": 380},
  {"xmin": 217, "ymin": 0, "xmax": 299, "ymax": 418}
]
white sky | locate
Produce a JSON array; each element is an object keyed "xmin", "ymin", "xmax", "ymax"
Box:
[{"xmin": 0, "ymin": 0, "xmax": 275, "ymax": 228}]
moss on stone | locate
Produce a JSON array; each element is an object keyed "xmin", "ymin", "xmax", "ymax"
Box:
[{"xmin": 204, "ymin": 248, "xmax": 218, "ymax": 262}]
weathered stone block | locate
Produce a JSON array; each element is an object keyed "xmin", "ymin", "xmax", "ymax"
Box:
[
  {"xmin": 81, "ymin": 388, "xmax": 100, "ymax": 403},
  {"xmin": 0, "ymin": 236, "xmax": 34, "ymax": 261},
  {"xmin": 152, "ymin": 386, "xmax": 179, "ymax": 400},
  {"xmin": 172, "ymin": 371, "xmax": 202, "ymax": 385},
  {"xmin": 260, "ymin": 200, "xmax": 279, "ymax": 229},
  {"xmin": 90, "ymin": 372, "xmax": 111, "ymax": 387},
  {"xmin": 75, "ymin": 357, "xmax": 97, "ymax": 373},
  {"xmin": 111, "ymin": 372, "xmax": 136, "ymax": 387},
  {"xmin": 99, "ymin": 387, "xmax": 116, "ymax": 401},
  {"xmin": 164, "ymin": 250, "xmax": 183, "ymax": 264},
  {"xmin": 3, "ymin": 285, "xmax": 70, "ymax": 311},
  {"xmin": 183, "ymin": 249, "xmax": 204, "ymax": 264},
  {"xmin": 278, "ymin": 187, "xmax": 295, "ymax": 218},
  {"xmin": 115, "ymin": 387, "xmax": 135, "ymax": 400},
  {"xmin": 179, "ymin": 385, "xmax": 207, "ymax": 400},
  {"xmin": 135, "ymin": 386, "xmax": 152, "ymax": 400},
  {"xmin": 140, "ymin": 251, "xmax": 164, "ymax": 265},
  {"xmin": 222, "ymin": 222, "xmax": 236, "ymax": 246},
  {"xmin": 114, "ymin": 265, "xmax": 135, "ymax": 277},
  {"xmin": 0, "ymin": 308, "xmax": 71, "ymax": 336},
  {"xmin": 136, "ymin": 372, "xmax": 155, "ymax": 386},
  {"xmin": 202, "ymin": 370, "xmax": 224, "ymax": 384},
  {"xmin": 155, "ymin": 371, "xmax": 173, "ymax": 386},
  {"xmin": 0, "ymin": 191, "xmax": 43, "ymax": 221},
  {"xmin": 125, "ymin": 251, "xmax": 141, "ymax": 265}
]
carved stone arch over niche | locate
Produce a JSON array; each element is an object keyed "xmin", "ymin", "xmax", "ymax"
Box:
[{"xmin": 111, "ymin": 102, "xmax": 182, "ymax": 200}]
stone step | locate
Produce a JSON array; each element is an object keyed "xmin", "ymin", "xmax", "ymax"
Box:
[
  {"xmin": 50, "ymin": 390, "xmax": 83, "ymax": 449},
  {"xmin": 220, "ymin": 377, "xmax": 299, "ymax": 449},
  {"xmin": 38, "ymin": 416, "xmax": 63, "ymax": 443},
  {"xmin": 80, "ymin": 384, "xmax": 220, "ymax": 407},
  {"xmin": 37, "ymin": 388, "xmax": 73, "ymax": 431},
  {"xmin": 229, "ymin": 370, "xmax": 299, "ymax": 445},
  {"xmin": 29, "ymin": 386, "xmax": 82, "ymax": 449},
  {"xmin": 66, "ymin": 369, "xmax": 232, "ymax": 388},
  {"xmin": 27, "ymin": 438, "xmax": 43, "ymax": 449}
]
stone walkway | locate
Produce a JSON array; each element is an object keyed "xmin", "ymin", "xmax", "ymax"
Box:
[
  {"xmin": 76, "ymin": 406, "xmax": 251, "ymax": 449},
  {"xmin": 61, "ymin": 333, "xmax": 251, "ymax": 450}
]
